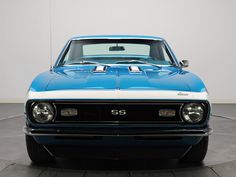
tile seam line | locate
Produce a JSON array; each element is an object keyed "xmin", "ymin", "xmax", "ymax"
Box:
[
  {"xmin": 38, "ymin": 167, "xmax": 48, "ymax": 177},
  {"xmin": 171, "ymin": 169, "xmax": 177, "ymax": 177},
  {"xmin": 211, "ymin": 114, "xmax": 236, "ymax": 121},
  {"xmin": 0, "ymin": 163, "xmax": 16, "ymax": 174},
  {"xmin": 0, "ymin": 114, "xmax": 24, "ymax": 121},
  {"xmin": 208, "ymin": 167, "xmax": 221, "ymax": 177}
]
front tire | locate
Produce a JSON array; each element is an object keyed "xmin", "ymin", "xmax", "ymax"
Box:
[
  {"xmin": 25, "ymin": 135, "xmax": 54, "ymax": 163},
  {"xmin": 180, "ymin": 136, "xmax": 209, "ymax": 163}
]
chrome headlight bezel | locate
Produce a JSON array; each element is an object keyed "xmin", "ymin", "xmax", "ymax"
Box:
[
  {"xmin": 181, "ymin": 103, "xmax": 205, "ymax": 123},
  {"xmin": 30, "ymin": 102, "xmax": 56, "ymax": 123}
]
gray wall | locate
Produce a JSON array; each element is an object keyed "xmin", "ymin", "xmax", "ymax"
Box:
[{"xmin": 0, "ymin": 0, "xmax": 235, "ymax": 103}]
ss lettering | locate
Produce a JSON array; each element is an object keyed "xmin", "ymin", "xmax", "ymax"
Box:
[{"xmin": 111, "ymin": 109, "xmax": 126, "ymax": 116}]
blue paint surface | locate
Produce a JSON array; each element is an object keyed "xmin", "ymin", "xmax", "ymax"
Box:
[{"xmin": 30, "ymin": 65, "xmax": 206, "ymax": 93}]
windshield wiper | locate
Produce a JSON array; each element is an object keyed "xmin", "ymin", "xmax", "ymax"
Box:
[
  {"xmin": 67, "ymin": 61, "xmax": 99, "ymax": 65},
  {"xmin": 66, "ymin": 61, "xmax": 110, "ymax": 68},
  {"xmin": 116, "ymin": 60, "xmax": 148, "ymax": 64},
  {"xmin": 115, "ymin": 60, "xmax": 161, "ymax": 69}
]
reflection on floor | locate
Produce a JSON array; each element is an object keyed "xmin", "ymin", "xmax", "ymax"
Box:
[{"xmin": 0, "ymin": 103, "xmax": 236, "ymax": 177}]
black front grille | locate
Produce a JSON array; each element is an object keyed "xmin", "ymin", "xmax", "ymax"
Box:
[{"xmin": 54, "ymin": 103, "xmax": 183, "ymax": 123}]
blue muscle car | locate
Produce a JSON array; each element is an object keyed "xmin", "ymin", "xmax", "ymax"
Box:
[{"xmin": 24, "ymin": 35, "xmax": 212, "ymax": 163}]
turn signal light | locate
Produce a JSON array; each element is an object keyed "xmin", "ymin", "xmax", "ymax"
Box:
[
  {"xmin": 159, "ymin": 109, "xmax": 176, "ymax": 117},
  {"xmin": 61, "ymin": 108, "xmax": 78, "ymax": 117}
]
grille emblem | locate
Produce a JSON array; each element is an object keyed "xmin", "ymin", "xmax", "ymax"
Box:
[{"xmin": 111, "ymin": 109, "xmax": 126, "ymax": 116}]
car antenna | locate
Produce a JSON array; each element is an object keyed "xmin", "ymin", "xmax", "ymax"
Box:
[
  {"xmin": 49, "ymin": 52, "xmax": 53, "ymax": 71},
  {"xmin": 49, "ymin": 0, "xmax": 53, "ymax": 71}
]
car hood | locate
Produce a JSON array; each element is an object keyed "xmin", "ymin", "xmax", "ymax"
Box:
[{"xmin": 30, "ymin": 65, "xmax": 206, "ymax": 92}]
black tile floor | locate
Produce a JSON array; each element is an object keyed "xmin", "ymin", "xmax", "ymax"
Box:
[{"xmin": 0, "ymin": 103, "xmax": 236, "ymax": 177}]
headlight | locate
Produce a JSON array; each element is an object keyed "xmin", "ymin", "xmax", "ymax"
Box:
[
  {"xmin": 32, "ymin": 102, "xmax": 55, "ymax": 123},
  {"xmin": 182, "ymin": 103, "xmax": 204, "ymax": 123}
]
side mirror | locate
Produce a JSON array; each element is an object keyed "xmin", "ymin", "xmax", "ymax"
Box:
[{"xmin": 180, "ymin": 60, "xmax": 189, "ymax": 68}]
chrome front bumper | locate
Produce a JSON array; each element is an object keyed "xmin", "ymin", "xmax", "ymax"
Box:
[{"xmin": 23, "ymin": 126, "xmax": 213, "ymax": 137}]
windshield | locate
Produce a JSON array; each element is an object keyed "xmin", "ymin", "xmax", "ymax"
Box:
[{"xmin": 57, "ymin": 39, "xmax": 175, "ymax": 66}]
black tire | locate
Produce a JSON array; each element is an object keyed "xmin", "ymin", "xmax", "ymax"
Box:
[
  {"xmin": 25, "ymin": 135, "xmax": 54, "ymax": 163},
  {"xmin": 180, "ymin": 136, "xmax": 209, "ymax": 163}
]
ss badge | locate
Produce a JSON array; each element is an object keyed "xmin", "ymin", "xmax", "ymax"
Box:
[{"xmin": 111, "ymin": 109, "xmax": 126, "ymax": 116}]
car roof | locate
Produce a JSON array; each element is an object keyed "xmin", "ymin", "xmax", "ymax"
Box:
[{"xmin": 71, "ymin": 35, "xmax": 164, "ymax": 41}]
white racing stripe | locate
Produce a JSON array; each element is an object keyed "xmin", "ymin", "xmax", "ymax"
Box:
[{"xmin": 27, "ymin": 90, "xmax": 208, "ymax": 100}]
